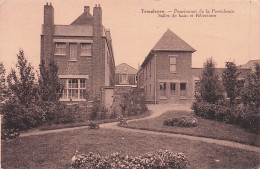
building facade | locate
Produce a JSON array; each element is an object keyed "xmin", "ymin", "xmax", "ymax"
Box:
[
  {"xmin": 115, "ymin": 63, "xmax": 137, "ymax": 87},
  {"xmin": 41, "ymin": 3, "xmax": 115, "ymax": 102},
  {"xmin": 138, "ymin": 29, "xmax": 250, "ymax": 105}
]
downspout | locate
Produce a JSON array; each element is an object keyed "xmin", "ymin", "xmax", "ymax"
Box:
[{"xmin": 154, "ymin": 53, "xmax": 157, "ymax": 105}]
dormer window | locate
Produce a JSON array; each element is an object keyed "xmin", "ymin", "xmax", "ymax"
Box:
[{"xmin": 55, "ymin": 43, "xmax": 66, "ymax": 55}]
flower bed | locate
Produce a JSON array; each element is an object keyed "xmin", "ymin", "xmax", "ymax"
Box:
[
  {"xmin": 163, "ymin": 116, "xmax": 198, "ymax": 127},
  {"xmin": 71, "ymin": 149, "xmax": 187, "ymax": 169}
]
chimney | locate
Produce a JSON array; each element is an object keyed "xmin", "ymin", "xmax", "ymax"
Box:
[
  {"xmin": 84, "ymin": 6, "xmax": 90, "ymax": 13},
  {"xmin": 44, "ymin": 3, "xmax": 54, "ymax": 26},
  {"xmin": 93, "ymin": 4, "xmax": 102, "ymax": 36}
]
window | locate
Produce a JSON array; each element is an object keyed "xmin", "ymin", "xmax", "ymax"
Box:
[
  {"xmin": 170, "ymin": 56, "xmax": 177, "ymax": 72},
  {"xmin": 55, "ymin": 43, "xmax": 66, "ymax": 55},
  {"xmin": 60, "ymin": 78, "xmax": 87, "ymax": 100},
  {"xmin": 119, "ymin": 74, "xmax": 128, "ymax": 84},
  {"xmin": 180, "ymin": 83, "xmax": 187, "ymax": 96},
  {"xmin": 160, "ymin": 82, "xmax": 166, "ymax": 97},
  {"xmin": 81, "ymin": 43, "xmax": 91, "ymax": 56},
  {"xmin": 170, "ymin": 83, "xmax": 176, "ymax": 95},
  {"xmin": 70, "ymin": 43, "xmax": 77, "ymax": 60}
]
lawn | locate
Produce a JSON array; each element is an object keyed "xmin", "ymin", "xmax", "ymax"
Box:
[
  {"xmin": 126, "ymin": 111, "xmax": 260, "ymax": 147},
  {"xmin": 2, "ymin": 128, "xmax": 259, "ymax": 169}
]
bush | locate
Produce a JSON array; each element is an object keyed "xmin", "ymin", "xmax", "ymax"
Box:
[
  {"xmin": 163, "ymin": 116, "xmax": 198, "ymax": 127},
  {"xmin": 1, "ymin": 128, "xmax": 20, "ymax": 140},
  {"xmin": 88, "ymin": 122, "xmax": 100, "ymax": 129},
  {"xmin": 71, "ymin": 149, "xmax": 187, "ymax": 169},
  {"xmin": 2, "ymin": 97, "xmax": 45, "ymax": 130},
  {"xmin": 117, "ymin": 115, "xmax": 128, "ymax": 127}
]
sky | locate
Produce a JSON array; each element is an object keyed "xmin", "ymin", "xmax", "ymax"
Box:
[{"xmin": 0, "ymin": 0, "xmax": 259, "ymax": 73}]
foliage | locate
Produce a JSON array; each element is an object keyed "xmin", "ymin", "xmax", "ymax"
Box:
[
  {"xmin": 109, "ymin": 88, "xmax": 147, "ymax": 118},
  {"xmin": 163, "ymin": 116, "xmax": 198, "ymax": 127},
  {"xmin": 117, "ymin": 115, "xmax": 128, "ymax": 127},
  {"xmin": 222, "ymin": 61, "xmax": 240, "ymax": 106},
  {"xmin": 88, "ymin": 122, "xmax": 100, "ymax": 129},
  {"xmin": 241, "ymin": 63, "xmax": 260, "ymax": 109},
  {"xmin": 71, "ymin": 149, "xmax": 187, "ymax": 169},
  {"xmin": 38, "ymin": 59, "xmax": 63, "ymax": 102},
  {"xmin": 0, "ymin": 62, "xmax": 9, "ymax": 102},
  {"xmin": 2, "ymin": 97, "xmax": 45, "ymax": 130},
  {"xmin": 1, "ymin": 128, "xmax": 20, "ymax": 140},
  {"xmin": 198, "ymin": 58, "xmax": 223, "ymax": 103},
  {"xmin": 7, "ymin": 50, "xmax": 38, "ymax": 105},
  {"xmin": 192, "ymin": 101, "xmax": 260, "ymax": 133}
]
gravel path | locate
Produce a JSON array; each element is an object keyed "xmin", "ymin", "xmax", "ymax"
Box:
[{"xmin": 20, "ymin": 104, "xmax": 260, "ymax": 153}]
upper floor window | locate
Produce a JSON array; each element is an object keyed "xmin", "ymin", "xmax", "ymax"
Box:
[
  {"xmin": 70, "ymin": 43, "xmax": 77, "ymax": 61},
  {"xmin": 55, "ymin": 43, "xmax": 66, "ymax": 55},
  {"xmin": 170, "ymin": 56, "xmax": 177, "ymax": 72},
  {"xmin": 81, "ymin": 43, "xmax": 91, "ymax": 56},
  {"xmin": 119, "ymin": 74, "xmax": 129, "ymax": 84}
]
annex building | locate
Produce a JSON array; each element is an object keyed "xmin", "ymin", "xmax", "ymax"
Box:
[
  {"xmin": 137, "ymin": 29, "xmax": 250, "ymax": 105},
  {"xmin": 41, "ymin": 3, "xmax": 115, "ymax": 103}
]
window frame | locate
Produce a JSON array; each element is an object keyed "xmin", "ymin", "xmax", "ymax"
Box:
[
  {"xmin": 60, "ymin": 78, "xmax": 87, "ymax": 101},
  {"xmin": 69, "ymin": 43, "xmax": 78, "ymax": 61},
  {"xmin": 180, "ymin": 83, "xmax": 187, "ymax": 97},
  {"xmin": 160, "ymin": 82, "xmax": 166, "ymax": 97},
  {"xmin": 54, "ymin": 42, "xmax": 66, "ymax": 55},
  {"xmin": 80, "ymin": 43, "xmax": 92, "ymax": 56},
  {"xmin": 170, "ymin": 82, "xmax": 176, "ymax": 95},
  {"xmin": 169, "ymin": 55, "xmax": 177, "ymax": 73}
]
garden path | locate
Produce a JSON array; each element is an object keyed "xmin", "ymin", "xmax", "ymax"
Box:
[{"xmin": 20, "ymin": 104, "xmax": 260, "ymax": 153}]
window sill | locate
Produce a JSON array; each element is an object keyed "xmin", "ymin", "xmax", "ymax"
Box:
[
  {"xmin": 159, "ymin": 96, "xmax": 167, "ymax": 100},
  {"xmin": 54, "ymin": 54, "xmax": 66, "ymax": 56},
  {"xmin": 80, "ymin": 54, "xmax": 92, "ymax": 57},
  {"xmin": 60, "ymin": 99, "xmax": 86, "ymax": 102},
  {"xmin": 180, "ymin": 96, "xmax": 188, "ymax": 100},
  {"xmin": 170, "ymin": 71, "xmax": 178, "ymax": 74},
  {"xmin": 69, "ymin": 59, "xmax": 77, "ymax": 62}
]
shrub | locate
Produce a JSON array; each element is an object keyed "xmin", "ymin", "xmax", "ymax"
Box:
[
  {"xmin": 117, "ymin": 115, "xmax": 128, "ymax": 127},
  {"xmin": 1, "ymin": 128, "xmax": 20, "ymax": 140},
  {"xmin": 163, "ymin": 116, "xmax": 198, "ymax": 127},
  {"xmin": 88, "ymin": 122, "xmax": 100, "ymax": 129},
  {"xmin": 71, "ymin": 149, "xmax": 187, "ymax": 169}
]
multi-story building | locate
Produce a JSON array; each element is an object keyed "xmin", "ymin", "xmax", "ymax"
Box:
[
  {"xmin": 138, "ymin": 29, "xmax": 250, "ymax": 105},
  {"xmin": 115, "ymin": 63, "xmax": 137, "ymax": 87},
  {"xmin": 41, "ymin": 3, "xmax": 115, "ymax": 103}
]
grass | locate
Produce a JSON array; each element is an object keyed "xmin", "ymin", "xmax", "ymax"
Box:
[
  {"xmin": 2, "ymin": 128, "xmax": 259, "ymax": 169},
  {"xmin": 39, "ymin": 110, "xmax": 152, "ymax": 130},
  {"xmin": 126, "ymin": 110, "xmax": 260, "ymax": 147}
]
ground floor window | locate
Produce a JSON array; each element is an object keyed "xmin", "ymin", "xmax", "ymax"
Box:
[
  {"xmin": 170, "ymin": 83, "xmax": 176, "ymax": 95},
  {"xmin": 160, "ymin": 82, "xmax": 166, "ymax": 96},
  {"xmin": 60, "ymin": 78, "xmax": 87, "ymax": 100},
  {"xmin": 180, "ymin": 83, "xmax": 187, "ymax": 96}
]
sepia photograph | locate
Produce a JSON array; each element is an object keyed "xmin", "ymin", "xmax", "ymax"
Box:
[{"xmin": 0, "ymin": 0, "xmax": 259, "ymax": 168}]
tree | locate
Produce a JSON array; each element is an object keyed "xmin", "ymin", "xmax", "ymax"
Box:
[
  {"xmin": 38, "ymin": 59, "xmax": 63, "ymax": 102},
  {"xmin": 7, "ymin": 50, "xmax": 38, "ymax": 105},
  {"xmin": 0, "ymin": 62, "xmax": 8, "ymax": 102},
  {"xmin": 199, "ymin": 58, "xmax": 223, "ymax": 104},
  {"xmin": 241, "ymin": 63, "xmax": 260, "ymax": 109},
  {"xmin": 222, "ymin": 61, "xmax": 240, "ymax": 106}
]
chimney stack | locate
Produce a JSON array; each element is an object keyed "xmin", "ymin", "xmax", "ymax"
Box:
[{"xmin": 84, "ymin": 6, "xmax": 90, "ymax": 13}]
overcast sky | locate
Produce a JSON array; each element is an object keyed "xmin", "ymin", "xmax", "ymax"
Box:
[{"xmin": 0, "ymin": 0, "xmax": 259, "ymax": 73}]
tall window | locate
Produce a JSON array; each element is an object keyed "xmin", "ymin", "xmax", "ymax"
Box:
[
  {"xmin": 170, "ymin": 56, "xmax": 177, "ymax": 72},
  {"xmin": 119, "ymin": 74, "xmax": 128, "ymax": 84},
  {"xmin": 55, "ymin": 43, "xmax": 66, "ymax": 55},
  {"xmin": 81, "ymin": 43, "xmax": 91, "ymax": 56},
  {"xmin": 160, "ymin": 82, "xmax": 166, "ymax": 97},
  {"xmin": 70, "ymin": 43, "xmax": 77, "ymax": 60},
  {"xmin": 180, "ymin": 83, "xmax": 187, "ymax": 96},
  {"xmin": 170, "ymin": 83, "xmax": 176, "ymax": 95},
  {"xmin": 60, "ymin": 78, "xmax": 86, "ymax": 100}
]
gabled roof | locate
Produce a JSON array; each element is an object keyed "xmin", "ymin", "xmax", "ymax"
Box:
[
  {"xmin": 152, "ymin": 29, "xmax": 195, "ymax": 52},
  {"xmin": 116, "ymin": 63, "xmax": 138, "ymax": 74},
  {"xmin": 242, "ymin": 60, "xmax": 260, "ymax": 69},
  {"xmin": 71, "ymin": 11, "xmax": 93, "ymax": 25}
]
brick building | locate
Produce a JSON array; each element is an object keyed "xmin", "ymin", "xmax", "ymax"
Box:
[
  {"xmin": 41, "ymin": 3, "xmax": 115, "ymax": 102},
  {"xmin": 115, "ymin": 63, "xmax": 137, "ymax": 87},
  {"xmin": 138, "ymin": 29, "xmax": 250, "ymax": 105}
]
